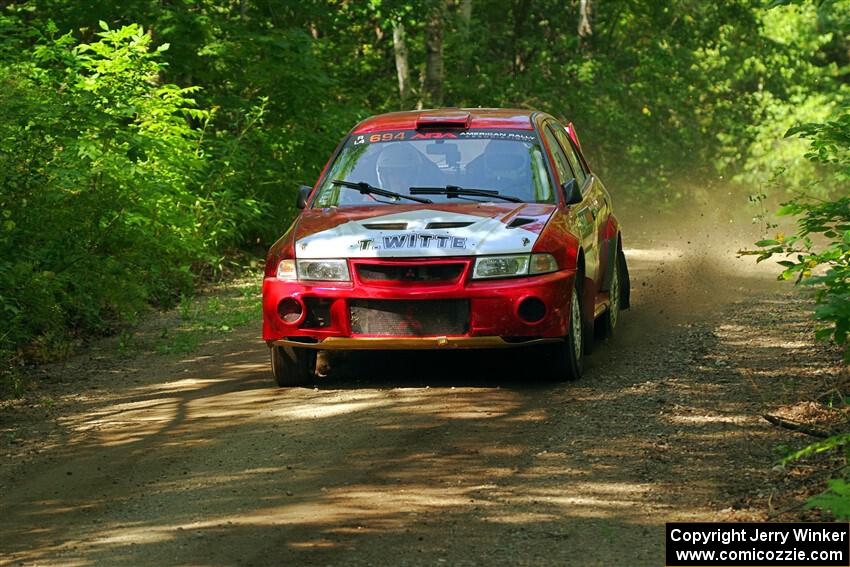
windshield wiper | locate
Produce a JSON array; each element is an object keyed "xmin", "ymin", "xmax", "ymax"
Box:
[
  {"xmin": 331, "ymin": 179, "xmax": 432, "ymax": 204},
  {"xmin": 409, "ymin": 185, "xmax": 523, "ymax": 203}
]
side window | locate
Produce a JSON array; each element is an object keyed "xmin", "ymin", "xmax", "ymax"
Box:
[
  {"xmin": 541, "ymin": 125, "xmax": 576, "ymax": 187},
  {"xmin": 552, "ymin": 125, "xmax": 588, "ymax": 186}
]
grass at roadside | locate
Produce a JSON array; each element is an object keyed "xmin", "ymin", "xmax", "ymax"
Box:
[
  {"xmin": 123, "ymin": 277, "xmax": 262, "ymax": 356},
  {"xmin": 1, "ymin": 271, "xmax": 263, "ymax": 400}
]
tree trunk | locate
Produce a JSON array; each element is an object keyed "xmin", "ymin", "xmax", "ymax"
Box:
[
  {"xmin": 460, "ymin": 0, "xmax": 473, "ymax": 31},
  {"xmin": 392, "ymin": 21, "xmax": 412, "ymax": 107},
  {"xmin": 423, "ymin": 0, "xmax": 446, "ymax": 108},
  {"xmin": 458, "ymin": 0, "xmax": 474, "ymax": 75},
  {"xmin": 578, "ymin": 0, "xmax": 593, "ymax": 41},
  {"xmin": 511, "ymin": 0, "xmax": 531, "ymax": 76}
]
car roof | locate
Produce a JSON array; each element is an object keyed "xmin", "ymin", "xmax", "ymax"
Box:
[{"xmin": 352, "ymin": 108, "xmax": 542, "ymax": 134}]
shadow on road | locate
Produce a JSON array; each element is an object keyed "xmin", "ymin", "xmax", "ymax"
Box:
[{"xmin": 2, "ymin": 229, "xmax": 843, "ymax": 566}]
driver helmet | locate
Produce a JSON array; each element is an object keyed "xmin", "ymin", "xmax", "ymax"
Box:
[
  {"xmin": 483, "ymin": 140, "xmax": 530, "ymax": 184},
  {"xmin": 376, "ymin": 143, "xmax": 421, "ymax": 191}
]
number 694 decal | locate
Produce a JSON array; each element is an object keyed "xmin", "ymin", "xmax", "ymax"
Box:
[{"xmin": 353, "ymin": 131, "xmax": 409, "ymax": 145}]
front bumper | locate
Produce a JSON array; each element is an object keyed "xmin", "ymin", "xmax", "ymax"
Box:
[
  {"xmin": 262, "ymin": 259, "xmax": 576, "ymax": 350},
  {"xmin": 270, "ymin": 336, "xmax": 563, "ymax": 350}
]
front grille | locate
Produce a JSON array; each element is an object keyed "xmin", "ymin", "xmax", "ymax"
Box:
[
  {"xmin": 349, "ymin": 299, "xmax": 469, "ymax": 336},
  {"xmin": 356, "ymin": 263, "xmax": 464, "ymax": 283}
]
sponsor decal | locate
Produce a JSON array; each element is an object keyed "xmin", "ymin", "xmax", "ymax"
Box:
[
  {"xmin": 357, "ymin": 234, "xmax": 468, "ymax": 251},
  {"xmin": 352, "ymin": 131, "xmax": 410, "ymax": 144},
  {"xmin": 457, "ymin": 130, "xmax": 537, "ymax": 142},
  {"xmin": 349, "ymin": 129, "xmax": 538, "ymax": 145},
  {"xmin": 410, "ymin": 132, "xmax": 458, "ymax": 140}
]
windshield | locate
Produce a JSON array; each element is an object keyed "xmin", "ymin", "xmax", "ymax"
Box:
[{"xmin": 312, "ymin": 130, "xmax": 554, "ymax": 207}]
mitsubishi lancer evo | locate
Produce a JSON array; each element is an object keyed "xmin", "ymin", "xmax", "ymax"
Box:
[{"xmin": 262, "ymin": 108, "xmax": 629, "ymax": 386}]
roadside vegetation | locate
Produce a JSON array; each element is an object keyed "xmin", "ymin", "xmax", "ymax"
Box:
[
  {"xmin": 0, "ymin": 0, "xmax": 847, "ymax": 515},
  {"xmin": 127, "ymin": 277, "xmax": 261, "ymax": 357},
  {"xmin": 740, "ymin": 0, "xmax": 850, "ymax": 519}
]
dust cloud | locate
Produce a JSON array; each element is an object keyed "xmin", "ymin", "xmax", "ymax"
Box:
[{"xmin": 616, "ymin": 185, "xmax": 793, "ymax": 323}]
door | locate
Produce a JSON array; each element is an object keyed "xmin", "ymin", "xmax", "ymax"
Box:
[
  {"xmin": 552, "ymin": 122, "xmax": 611, "ymax": 287},
  {"xmin": 541, "ymin": 120, "xmax": 600, "ymax": 285}
]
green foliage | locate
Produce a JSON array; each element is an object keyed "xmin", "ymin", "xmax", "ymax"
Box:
[
  {"xmin": 782, "ymin": 432, "xmax": 850, "ymax": 464},
  {"xmin": 755, "ymin": 0, "xmax": 850, "ymax": 520},
  {"xmin": 781, "ymin": 433, "xmax": 850, "ymax": 519},
  {"xmin": 6, "ymin": 0, "xmax": 844, "ymax": 208},
  {"xmin": 0, "ymin": 18, "xmax": 264, "ymax": 383},
  {"xmin": 806, "ymin": 479, "xmax": 850, "ymax": 519},
  {"xmin": 0, "ymin": 0, "xmax": 847, "ymax": 388},
  {"xmin": 748, "ymin": 196, "xmax": 850, "ymax": 358},
  {"xmin": 0, "ymin": 367, "xmax": 28, "ymax": 399},
  {"xmin": 787, "ymin": 108, "xmax": 850, "ymax": 180},
  {"xmin": 745, "ymin": 3, "xmax": 850, "ymax": 362},
  {"xmin": 725, "ymin": 2, "xmax": 848, "ymax": 197},
  {"xmin": 154, "ymin": 280, "xmax": 261, "ymax": 354}
]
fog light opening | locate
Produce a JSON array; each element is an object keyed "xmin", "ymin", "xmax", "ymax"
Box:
[
  {"xmin": 278, "ymin": 298, "xmax": 304, "ymax": 325},
  {"xmin": 518, "ymin": 297, "xmax": 546, "ymax": 324}
]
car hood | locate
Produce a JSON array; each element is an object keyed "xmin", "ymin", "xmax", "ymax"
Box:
[{"xmin": 293, "ymin": 203, "xmax": 557, "ymax": 259}]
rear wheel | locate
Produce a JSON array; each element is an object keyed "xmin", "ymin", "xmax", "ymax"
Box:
[
  {"xmin": 598, "ymin": 249, "xmax": 625, "ymax": 339},
  {"xmin": 548, "ymin": 283, "xmax": 583, "ymax": 381},
  {"xmin": 270, "ymin": 345, "xmax": 316, "ymax": 387}
]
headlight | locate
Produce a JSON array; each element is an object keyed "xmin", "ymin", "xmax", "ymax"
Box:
[
  {"xmin": 276, "ymin": 259, "xmax": 297, "ymax": 281},
  {"xmin": 529, "ymin": 253, "xmax": 558, "ymax": 275},
  {"xmin": 473, "ymin": 255, "xmax": 529, "ymax": 279},
  {"xmin": 296, "ymin": 259, "xmax": 350, "ymax": 281},
  {"xmin": 472, "ymin": 253, "xmax": 558, "ymax": 279}
]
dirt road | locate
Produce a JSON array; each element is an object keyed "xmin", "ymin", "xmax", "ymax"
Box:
[{"xmin": 1, "ymin": 214, "xmax": 843, "ymax": 566}]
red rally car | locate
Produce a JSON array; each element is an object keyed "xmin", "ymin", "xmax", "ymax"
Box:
[{"xmin": 262, "ymin": 108, "xmax": 629, "ymax": 386}]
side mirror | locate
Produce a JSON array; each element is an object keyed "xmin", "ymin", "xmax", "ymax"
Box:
[
  {"xmin": 296, "ymin": 185, "xmax": 312, "ymax": 209},
  {"xmin": 561, "ymin": 178, "xmax": 582, "ymax": 206}
]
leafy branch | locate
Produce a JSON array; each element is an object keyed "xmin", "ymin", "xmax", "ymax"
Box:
[{"xmin": 741, "ymin": 195, "xmax": 850, "ymax": 359}]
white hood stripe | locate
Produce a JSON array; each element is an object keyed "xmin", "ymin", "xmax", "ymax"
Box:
[{"xmin": 296, "ymin": 209, "xmax": 541, "ymax": 258}]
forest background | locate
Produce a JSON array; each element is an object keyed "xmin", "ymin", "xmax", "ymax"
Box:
[{"xmin": 0, "ymin": 0, "xmax": 847, "ymax": 382}]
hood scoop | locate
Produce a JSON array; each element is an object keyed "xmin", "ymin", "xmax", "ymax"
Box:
[
  {"xmin": 425, "ymin": 221, "xmax": 474, "ymax": 229},
  {"xmin": 361, "ymin": 222, "xmax": 408, "ymax": 230},
  {"xmin": 507, "ymin": 217, "xmax": 535, "ymax": 229}
]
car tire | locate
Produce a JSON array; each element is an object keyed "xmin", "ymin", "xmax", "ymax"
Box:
[
  {"xmin": 548, "ymin": 282, "xmax": 584, "ymax": 381},
  {"xmin": 598, "ymin": 248, "xmax": 625, "ymax": 340},
  {"xmin": 581, "ymin": 273, "xmax": 595, "ymax": 355},
  {"xmin": 270, "ymin": 345, "xmax": 316, "ymax": 387}
]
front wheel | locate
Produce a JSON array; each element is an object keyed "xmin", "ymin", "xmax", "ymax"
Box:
[
  {"xmin": 270, "ymin": 345, "xmax": 317, "ymax": 387},
  {"xmin": 548, "ymin": 284, "xmax": 583, "ymax": 381}
]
